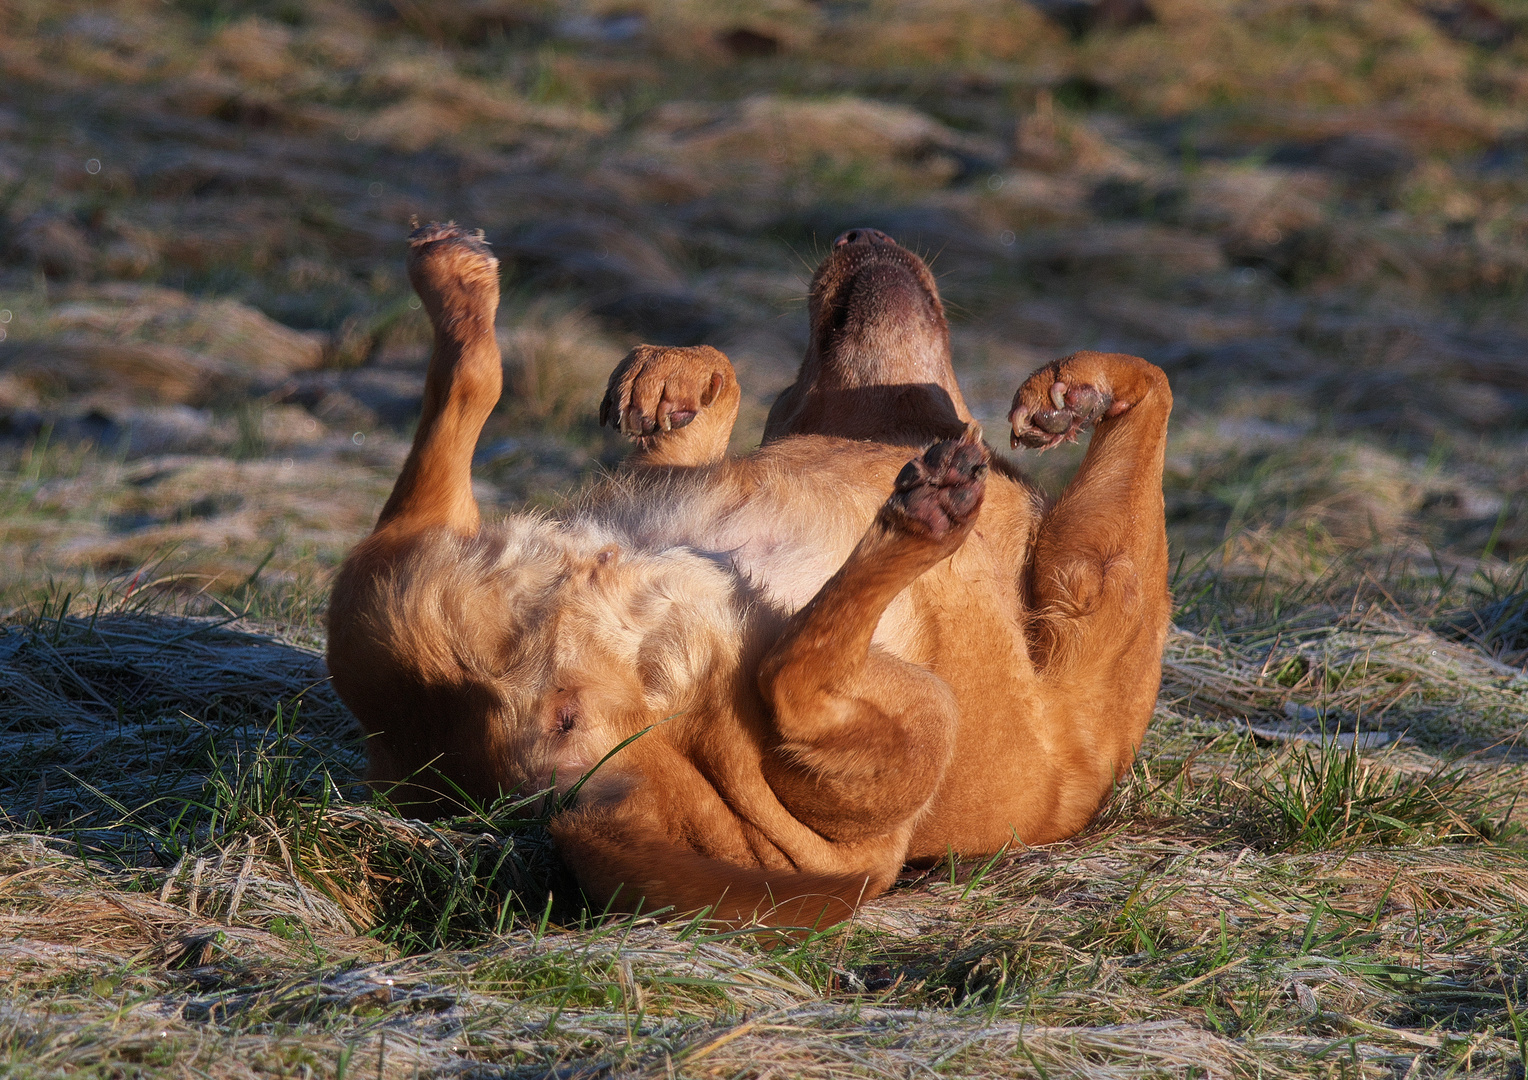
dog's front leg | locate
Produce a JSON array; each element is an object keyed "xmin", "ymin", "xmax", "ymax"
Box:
[
  {"xmin": 1009, "ymin": 350, "xmax": 1173, "ymax": 771},
  {"xmin": 600, "ymin": 344, "xmax": 741, "ymax": 467},
  {"xmin": 756, "ymin": 430, "xmax": 988, "ymax": 843}
]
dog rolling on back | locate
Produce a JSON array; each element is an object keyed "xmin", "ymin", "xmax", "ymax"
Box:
[{"xmin": 328, "ymin": 222, "xmax": 1173, "ymax": 927}]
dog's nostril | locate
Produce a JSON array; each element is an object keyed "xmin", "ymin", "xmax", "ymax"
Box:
[{"xmin": 833, "ymin": 228, "xmax": 894, "ymax": 249}]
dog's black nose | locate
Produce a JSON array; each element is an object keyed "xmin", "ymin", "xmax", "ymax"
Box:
[{"xmin": 833, "ymin": 228, "xmax": 895, "ymax": 249}]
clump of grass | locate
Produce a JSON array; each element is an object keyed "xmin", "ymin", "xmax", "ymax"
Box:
[
  {"xmin": 496, "ymin": 299, "xmax": 621, "ymax": 434},
  {"xmin": 1249, "ymin": 739, "xmax": 1515, "ymax": 851},
  {"xmin": 189, "ymin": 703, "xmax": 562, "ymax": 950},
  {"xmin": 0, "ymin": 583, "xmax": 574, "ymax": 952},
  {"xmin": 1095, "ymin": 730, "xmax": 1524, "ymax": 860},
  {"xmin": 1438, "ymin": 559, "xmax": 1528, "ymax": 667}
]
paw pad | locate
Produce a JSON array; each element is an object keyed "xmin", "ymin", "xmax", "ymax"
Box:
[
  {"xmin": 886, "ymin": 430, "xmax": 989, "ymax": 539},
  {"xmin": 1010, "ymin": 379, "xmax": 1112, "ymax": 450}
]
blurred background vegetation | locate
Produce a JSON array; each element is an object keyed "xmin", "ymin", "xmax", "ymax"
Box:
[{"xmin": 1, "ymin": 0, "xmax": 1526, "ymax": 607}]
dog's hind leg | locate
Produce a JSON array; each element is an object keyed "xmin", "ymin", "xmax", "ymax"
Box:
[
  {"xmin": 374, "ymin": 223, "xmax": 504, "ymax": 537},
  {"xmin": 327, "ymin": 224, "xmax": 507, "ymax": 810},
  {"xmin": 755, "ymin": 429, "xmax": 989, "ymax": 843}
]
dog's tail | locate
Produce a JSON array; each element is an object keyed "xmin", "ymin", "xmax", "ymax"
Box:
[{"xmin": 550, "ymin": 812, "xmax": 882, "ymax": 930}]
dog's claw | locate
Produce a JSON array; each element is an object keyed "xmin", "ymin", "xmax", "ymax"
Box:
[
  {"xmin": 1009, "ymin": 371, "xmax": 1114, "ymax": 451},
  {"xmin": 602, "ymin": 346, "xmax": 731, "ymax": 443}
]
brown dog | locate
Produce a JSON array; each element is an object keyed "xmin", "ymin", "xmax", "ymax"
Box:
[{"xmin": 327, "ymin": 223, "xmax": 1172, "ymax": 927}]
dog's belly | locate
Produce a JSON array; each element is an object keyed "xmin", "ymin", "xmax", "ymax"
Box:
[
  {"xmin": 606, "ymin": 452, "xmax": 936, "ymax": 654},
  {"xmin": 583, "ymin": 433, "xmax": 1038, "ymax": 666}
]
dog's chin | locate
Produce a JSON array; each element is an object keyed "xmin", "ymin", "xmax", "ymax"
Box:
[
  {"xmin": 531, "ymin": 764, "xmax": 639, "ymax": 813},
  {"xmin": 814, "ymin": 257, "xmax": 943, "ymax": 357},
  {"xmin": 508, "ymin": 731, "xmax": 643, "ymax": 810},
  {"xmin": 816, "ymin": 242, "xmax": 928, "ymax": 305}
]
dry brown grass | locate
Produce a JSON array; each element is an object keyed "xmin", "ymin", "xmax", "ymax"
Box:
[{"xmin": 0, "ymin": 555, "xmax": 1523, "ymax": 1076}]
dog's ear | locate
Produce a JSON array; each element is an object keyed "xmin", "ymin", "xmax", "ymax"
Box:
[
  {"xmin": 558, "ymin": 547, "xmax": 739, "ymax": 715},
  {"xmin": 626, "ymin": 561, "xmax": 739, "ymax": 715}
]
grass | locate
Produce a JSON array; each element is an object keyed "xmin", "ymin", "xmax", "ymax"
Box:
[
  {"xmin": 0, "ymin": 547, "xmax": 1524, "ymax": 1078},
  {"xmin": 1250, "ymin": 738, "xmax": 1509, "ymax": 850}
]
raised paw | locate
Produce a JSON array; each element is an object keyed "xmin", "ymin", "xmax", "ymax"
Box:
[
  {"xmin": 600, "ymin": 344, "xmax": 734, "ymax": 439},
  {"xmin": 884, "ymin": 425, "xmax": 989, "ymax": 540},
  {"xmin": 406, "ymin": 222, "xmax": 500, "ymax": 323},
  {"xmin": 1009, "ymin": 353, "xmax": 1150, "ymax": 451}
]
